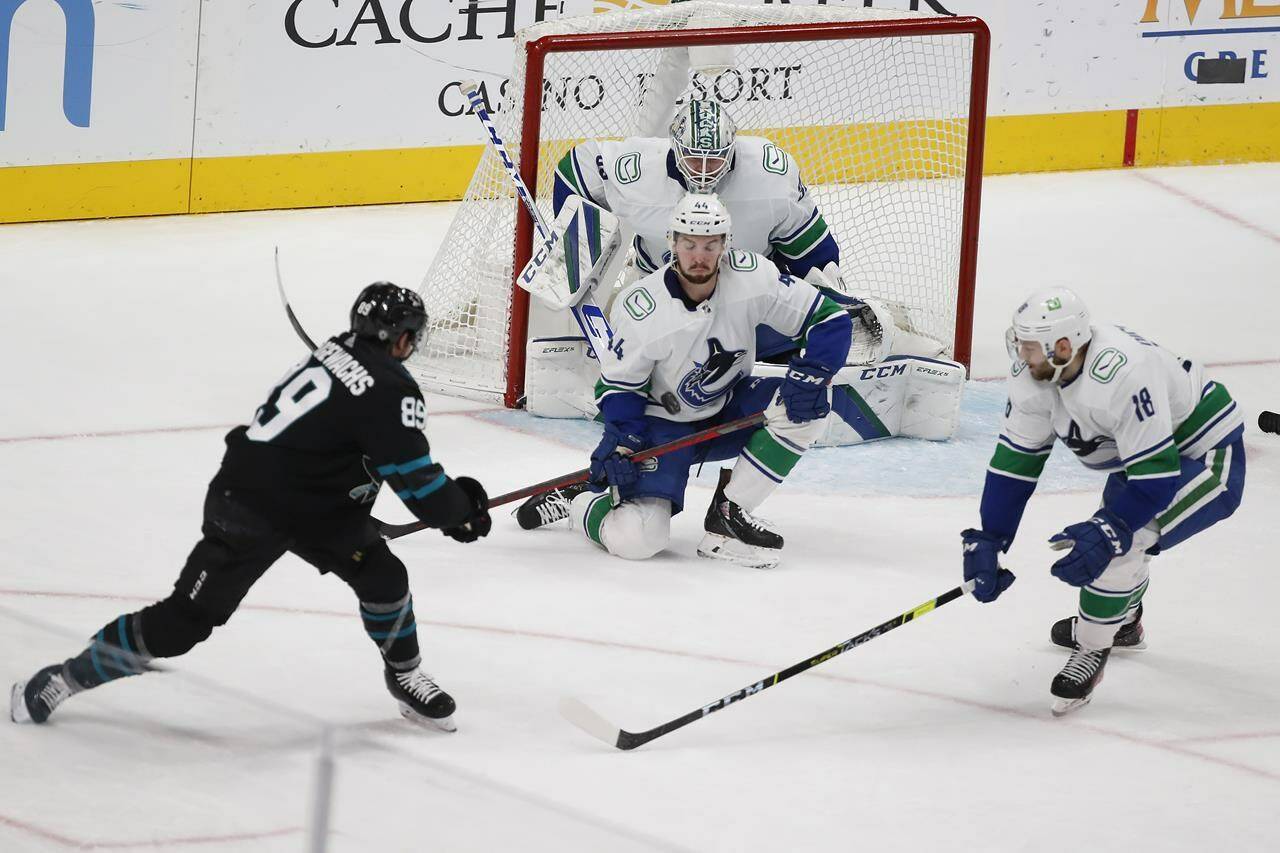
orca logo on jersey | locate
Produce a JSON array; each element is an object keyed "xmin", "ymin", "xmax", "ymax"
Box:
[{"xmin": 677, "ymin": 338, "xmax": 746, "ymax": 409}]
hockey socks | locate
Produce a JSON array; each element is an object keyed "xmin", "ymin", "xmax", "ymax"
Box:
[
  {"xmin": 64, "ymin": 613, "xmax": 153, "ymax": 691},
  {"xmin": 360, "ymin": 593, "xmax": 421, "ymax": 672},
  {"xmin": 728, "ymin": 428, "xmax": 804, "ymax": 511}
]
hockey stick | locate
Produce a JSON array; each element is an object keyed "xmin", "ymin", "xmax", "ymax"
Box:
[
  {"xmin": 460, "ymin": 81, "xmax": 616, "ymax": 361},
  {"xmin": 559, "ymin": 580, "xmax": 977, "ymax": 751},
  {"xmin": 273, "ymin": 246, "xmax": 318, "ymax": 351},
  {"xmin": 373, "ymin": 411, "xmax": 766, "ymax": 541}
]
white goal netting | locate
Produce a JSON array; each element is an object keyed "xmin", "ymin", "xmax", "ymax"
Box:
[{"xmin": 411, "ymin": 1, "xmax": 983, "ymax": 406}]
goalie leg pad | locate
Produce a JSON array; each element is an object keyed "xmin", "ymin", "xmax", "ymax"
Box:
[
  {"xmin": 524, "ymin": 336, "xmax": 600, "ymax": 419},
  {"xmin": 571, "ymin": 492, "xmax": 671, "ymax": 561}
]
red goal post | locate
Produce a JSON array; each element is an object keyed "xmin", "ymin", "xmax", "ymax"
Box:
[{"xmin": 411, "ymin": 8, "xmax": 991, "ymax": 410}]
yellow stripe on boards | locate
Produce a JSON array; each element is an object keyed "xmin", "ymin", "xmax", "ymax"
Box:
[
  {"xmin": 0, "ymin": 158, "xmax": 190, "ymax": 224},
  {"xmin": 2, "ymin": 102, "xmax": 1279, "ymax": 224},
  {"xmin": 1135, "ymin": 102, "xmax": 1280, "ymax": 166},
  {"xmin": 189, "ymin": 145, "xmax": 484, "ymax": 213}
]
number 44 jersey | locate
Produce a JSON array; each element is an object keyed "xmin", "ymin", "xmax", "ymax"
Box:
[
  {"xmin": 214, "ymin": 334, "xmax": 465, "ymax": 532},
  {"xmin": 995, "ymin": 324, "xmax": 1244, "ymax": 481}
]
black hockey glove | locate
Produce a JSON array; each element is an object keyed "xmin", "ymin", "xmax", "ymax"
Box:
[{"xmin": 443, "ymin": 476, "xmax": 492, "ymax": 544}]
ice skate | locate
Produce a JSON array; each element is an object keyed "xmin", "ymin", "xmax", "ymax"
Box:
[
  {"xmin": 11, "ymin": 664, "xmax": 75, "ymax": 725},
  {"xmin": 385, "ymin": 667, "xmax": 457, "ymax": 732},
  {"xmin": 515, "ymin": 481, "xmax": 592, "ymax": 530},
  {"xmin": 1050, "ymin": 647, "xmax": 1111, "ymax": 717},
  {"xmin": 697, "ymin": 472, "xmax": 783, "ymax": 570},
  {"xmin": 1051, "ymin": 603, "xmax": 1146, "ymax": 651}
]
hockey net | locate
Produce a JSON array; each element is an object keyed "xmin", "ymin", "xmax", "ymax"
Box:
[{"xmin": 410, "ymin": 2, "xmax": 988, "ymax": 407}]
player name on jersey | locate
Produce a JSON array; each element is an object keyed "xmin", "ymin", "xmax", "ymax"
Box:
[{"xmin": 316, "ymin": 339, "xmax": 375, "ymax": 396}]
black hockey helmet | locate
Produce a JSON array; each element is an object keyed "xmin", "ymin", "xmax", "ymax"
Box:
[{"xmin": 350, "ymin": 282, "xmax": 428, "ymax": 353}]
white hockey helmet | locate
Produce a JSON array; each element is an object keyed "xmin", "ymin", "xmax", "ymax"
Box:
[
  {"xmin": 666, "ymin": 192, "xmax": 732, "ymax": 260},
  {"xmin": 1007, "ymin": 287, "xmax": 1093, "ymax": 380},
  {"xmin": 669, "ymin": 99, "xmax": 736, "ymax": 191}
]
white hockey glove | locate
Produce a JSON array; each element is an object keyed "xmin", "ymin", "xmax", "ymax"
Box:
[{"xmin": 802, "ymin": 262, "xmax": 850, "ymax": 296}]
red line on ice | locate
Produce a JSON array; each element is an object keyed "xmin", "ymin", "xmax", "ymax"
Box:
[{"xmin": 3, "ymin": 587, "xmax": 1277, "ymax": 784}]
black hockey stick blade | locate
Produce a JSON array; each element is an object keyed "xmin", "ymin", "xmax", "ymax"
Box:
[
  {"xmin": 274, "ymin": 246, "xmax": 317, "ymax": 351},
  {"xmin": 559, "ymin": 580, "xmax": 976, "ymax": 751},
  {"xmin": 373, "ymin": 412, "xmax": 766, "ymax": 540}
]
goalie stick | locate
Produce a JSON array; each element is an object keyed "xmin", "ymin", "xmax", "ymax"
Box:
[
  {"xmin": 373, "ymin": 411, "xmax": 766, "ymax": 540},
  {"xmin": 459, "ymin": 81, "xmax": 617, "ymax": 364},
  {"xmin": 559, "ymin": 580, "xmax": 977, "ymax": 751}
]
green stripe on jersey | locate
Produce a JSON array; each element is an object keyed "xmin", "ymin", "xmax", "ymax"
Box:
[
  {"xmin": 1172, "ymin": 382, "xmax": 1234, "ymax": 448},
  {"xmin": 555, "ymin": 153, "xmax": 582, "ymax": 194},
  {"xmin": 1126, "ymin": 442, "xmax": 1181, "ymax": 478},
  {"xmin": 594, "ymin": 378, "xmax": 651, "ymax": 401},
  {"xmin": 989, "ymin": 444, "xmax": 1049, "ymax": 480},
  {"xmin": 775, "ymin": 215, "xmax": 831, "ymax": 259}
]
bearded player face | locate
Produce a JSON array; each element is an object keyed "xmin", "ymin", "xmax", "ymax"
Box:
[{"xmin": 672, "ymin": 233, "xmax": 725, "ymax": 285}]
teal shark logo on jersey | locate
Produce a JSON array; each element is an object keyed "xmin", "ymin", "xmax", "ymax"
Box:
[{"xmin": 677, "ymin": 338, "xmax": 746, "ymax": 408}]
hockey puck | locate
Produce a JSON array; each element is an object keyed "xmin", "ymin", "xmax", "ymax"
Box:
[
  {"xmin": 660, "ymin": 392, "xmax": 682, "ymax": 415},
  {"xmin": 1260, "ymin": 411, "xmax": 1280, "ymax": 435}
]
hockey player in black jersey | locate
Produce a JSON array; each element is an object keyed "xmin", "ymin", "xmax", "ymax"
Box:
[{"xmin": 10, "ymin": 283, "xmax": 489, "ymax": 732}]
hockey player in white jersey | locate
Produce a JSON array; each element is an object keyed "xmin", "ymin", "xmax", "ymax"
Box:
[
  {"xmin": 961, "ymin": 288, "xmax": 1245, "ymax": 715},
  {"xmin": 517, "ymin": 193, "xmax": 852, "ymax": 569},
  {"xmin": 552, "ymin": 99, "xmax": 850, "ymax": 360}
]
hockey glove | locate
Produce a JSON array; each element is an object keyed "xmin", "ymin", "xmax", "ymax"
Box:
[
  {"xmin": 442, "ymin": 476, "xmax": 492, "ymax": 544},
  {"xmin": 961, "ymin": 528, "xmax": 1016, "ymax": 603},
  {"xmin": 778, "ymin": 357, "xmax": 835, "ymax": 423},
  {"xmin": 589, "ymin": 424, "xmax": 647, "ymax": 493},
  {"xmin": 1048, "ymin": 508, "xmax": 1132, "ymax": 587}
]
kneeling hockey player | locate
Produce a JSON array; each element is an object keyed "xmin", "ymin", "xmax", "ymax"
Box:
[
  {"xmin": 518, "ymin": 193, "xmax": 852, "ymax": 569},
  {"xmin": 962, "ymin": 288, "xmax": 1245, "ymax": 715},
  {"xmin": 12, "ymin": 284, "xmax": 490, "ymax": 732}
]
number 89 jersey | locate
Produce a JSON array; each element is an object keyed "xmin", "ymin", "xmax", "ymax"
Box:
[
  {"xmin": 994, "ymin": 325, "xmax": 1243, "ymax": 483},
  {"xmin": 214, "ymin": 334, "xmax": 452, "ymax": 531}
]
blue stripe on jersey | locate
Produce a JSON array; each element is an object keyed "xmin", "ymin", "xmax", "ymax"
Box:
[
  {"xmin": 634, "ymin": 236, "xmax": 659, "ymax": 273},
  {"xmin": 1120, "ymin": 435, "xmax": 1174, "ymax": 466},
  {"xmin": 397, "ymin": 473, "xmax": 448, "ymax": 500},
  {"xmin": 775, "ymin": 208, "xmax": 819, "ymax": 244},
  {"xmin": 998, "ymin": 433, "xmax": 1054, "ymax": 455},
  {"xmin": 377, "ymin": 454, "xmax": 434, "ymax": 476}
]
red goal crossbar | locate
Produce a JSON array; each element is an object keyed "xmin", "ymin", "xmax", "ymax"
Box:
[{"xmin": 506, "ymin": 17, "xmax": 991, "ymax": 408}]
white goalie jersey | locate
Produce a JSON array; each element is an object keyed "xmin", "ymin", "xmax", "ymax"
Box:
[
  {"xmin": 554, "ymin": 136, "xmax": 834, "ymax": 275},
  {"xmin": 596, "ymin": 251, "xmax": 847, "ymax": 424}
]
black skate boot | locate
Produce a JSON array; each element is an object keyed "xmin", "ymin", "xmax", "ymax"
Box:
[
  {"xmin": 1050, "ymin": 647, "xmax": 1111, "ymax": 717},
  {"xmin": 1051, "ymin": 603, "xmax": 1146, "ymax": 651},
  {"xmin": 515, "ymin": 481, "xmax": 591, "ymax": 530},
  {"xmin": 697, "ymin": 469, "xmax": 784, "ymax": 569},
  {"xmin": 385, "ymin": 667, "xmax": 457, "ymax": 732},
  {"xmin": 11, "ymin": 663, "xmax": 77, "ymax": 724}
]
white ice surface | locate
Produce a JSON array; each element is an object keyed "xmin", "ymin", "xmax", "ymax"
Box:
[{"xmin": 1, "ymin": 164, "xmax": 1279, "ymax": 852}]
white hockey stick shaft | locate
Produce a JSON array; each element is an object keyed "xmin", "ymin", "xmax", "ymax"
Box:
[{"xmin": 460, "ymin": 82, "xmax": 614, "ymax": 362}]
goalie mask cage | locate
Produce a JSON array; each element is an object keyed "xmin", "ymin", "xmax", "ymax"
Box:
[{"xmin": 411, "ymin": 2, "xmax": 989, "ymax": 408}]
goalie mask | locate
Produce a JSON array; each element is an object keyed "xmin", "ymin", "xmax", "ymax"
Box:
[
  {"xmin": 670, "ymin": 100, "xmax": 736, "ymax": 191},
  {"xmin": 350, "ymin": 282, "xmax": 428, "ymax": 354},
  {"xmin": 1006, "ymin": 287, "xmax": 1092, "ymax": 382}
]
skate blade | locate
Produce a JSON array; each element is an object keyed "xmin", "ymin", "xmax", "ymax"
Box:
[
  {"xmin": 397, "ymin": 703, "xmax": 457, "ymax": 733},
  {"xmin": 696, "ymin": 533, "xmax": 780, "ymax": 570},
  {"xmin": 10, "ymin": 681, "xmax": 32, "ymax": 724},
  {"xmin": 1050, "ymin": 695, "xmax": 1093, "ymax": 717}
]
